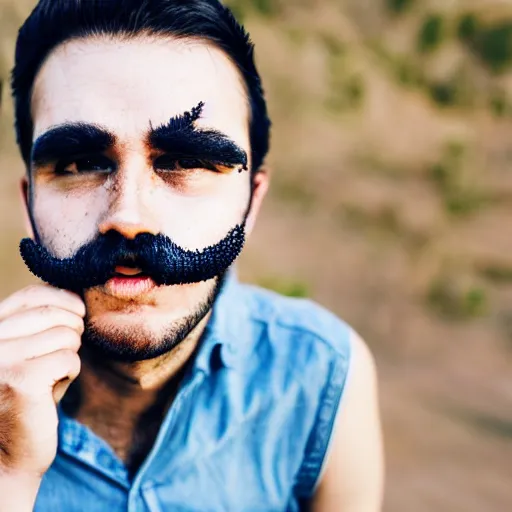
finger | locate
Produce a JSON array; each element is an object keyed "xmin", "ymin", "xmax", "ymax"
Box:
[
  {"xmin": 0, "ymin": 285, "xmax": 85, "ymax": 322},
  {"xmin": 0, "ymin": 327, "xmax": 81, "ymax": 364},
  {"xmin": 53, "ymin": 378, "xmax": 73, "ymax": 404},
  {"xmin": 0, "ymin": 307, "xmax": 84, "ymax": 341},
  {"xmin": 24, "ymin": 349, "xmax": 81, "ymax": 391}
]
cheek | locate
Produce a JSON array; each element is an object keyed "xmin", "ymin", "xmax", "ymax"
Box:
[
  {"xmin": 31, "ymin": 169, "xmax": 251, "ymax": 254},
  {"xmin": 153, "ymin": 171, "xmax": 251, "ymax": 249},
  {"xmin": 32, "ymin": 186, "xmax": 106, "ymax": 257}
]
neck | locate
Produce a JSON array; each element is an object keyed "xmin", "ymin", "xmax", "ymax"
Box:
[{"xmin": 66, "ymin": 313, "xmax": 211, "ymax": 468}]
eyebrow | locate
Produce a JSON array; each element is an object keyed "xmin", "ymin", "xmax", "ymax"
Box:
[
  {"xmin": 147, "ymin": 102, "xmax": 248, "ymax": 169},
  {"xmin": 31, "ymin": 123, "xmax": 116, "ymax": 167}
]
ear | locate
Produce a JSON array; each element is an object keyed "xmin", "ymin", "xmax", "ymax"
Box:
[
  {"xmin": 19, "ymin": 176, "xmax": 35, "ymax": 239},
  {"xmin": 244, "ymin": 166, "xmax": 270, "ymax": 237}
]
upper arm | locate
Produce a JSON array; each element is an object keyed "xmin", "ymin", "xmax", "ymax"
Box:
[{"xmin": 312, "ymin": 330, "xmax": 384, "ymax": 512}]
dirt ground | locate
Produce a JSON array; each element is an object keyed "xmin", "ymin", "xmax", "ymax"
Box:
[{"xmin": 1, "ymin": 1, "xmax": 511, "ymax": 510}]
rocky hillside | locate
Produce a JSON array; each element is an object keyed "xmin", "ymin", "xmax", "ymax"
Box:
[{"xmin": 1, "ymin": 1, "xmax": 511, "ymax": 510}]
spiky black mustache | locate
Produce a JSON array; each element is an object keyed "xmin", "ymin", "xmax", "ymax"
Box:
[{"xmin": 19, "ymin": 223, "xmax": 245, "ymax": 292}]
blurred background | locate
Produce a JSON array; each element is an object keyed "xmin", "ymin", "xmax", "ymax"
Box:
[{"xmin": 1, "ymin": 0, "xmax": 511, "ymax": 510}]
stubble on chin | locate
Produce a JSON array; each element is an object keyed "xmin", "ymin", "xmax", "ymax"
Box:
[{"xmin": 80, "ymin": 277, "xmax": 221, "ymax": 363}]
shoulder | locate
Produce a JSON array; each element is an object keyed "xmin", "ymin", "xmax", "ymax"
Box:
[
  {"xmin": 313, "ymin": 330, "xmax": 384, "ymax": 510},
  {"xmin": 236, "ymin": 282, "xmax": 353, "ymax": 363},
  {"xmin": 233, "ymin": 285, "xmax": 381, "ymax": 500}
]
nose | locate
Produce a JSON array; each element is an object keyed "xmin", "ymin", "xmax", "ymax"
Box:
[{"xmin": 98, "ymin": 156, "xmax": 159, "ymax": 240}]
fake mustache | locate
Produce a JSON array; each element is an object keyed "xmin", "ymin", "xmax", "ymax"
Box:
[{"xmin": 19, "ymin": 223, "xmax": 245, "ymax": 292}]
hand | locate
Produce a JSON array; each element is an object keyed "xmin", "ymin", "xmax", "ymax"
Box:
[{"xmin": 0, "ymin": 285, "xmax": 84, "ymax": 478}]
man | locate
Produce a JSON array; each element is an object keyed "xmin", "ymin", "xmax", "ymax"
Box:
[{"xmin": 0, "ymin": 0, "xmax": 383, "ymax": 510}]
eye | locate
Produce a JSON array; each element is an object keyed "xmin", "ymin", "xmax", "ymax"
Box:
[
  {"xmin": 153, "ymin": 155, "xmax": 218, "ymax": 172},
  {"xmin": 55, "ymin": 155, "xmax": 116, "ymax": 175}
]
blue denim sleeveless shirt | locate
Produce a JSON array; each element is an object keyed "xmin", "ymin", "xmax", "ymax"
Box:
[{"xmin": 35, "ymin": 276, "xmax": 352, "ymax": 511}]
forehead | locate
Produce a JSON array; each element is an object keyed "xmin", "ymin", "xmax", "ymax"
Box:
[{"xmin": 31, "ymin": 36, "xmax": 250, "ymax": 147}]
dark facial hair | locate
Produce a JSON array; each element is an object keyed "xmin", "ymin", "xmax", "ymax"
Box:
[
  {"xmin": 81, "ymin": 274, "xmax": 223, "ymax": 363},
  {"xmin": 19, "ymin": 223, "xmax": 245, "ymax": 292}
]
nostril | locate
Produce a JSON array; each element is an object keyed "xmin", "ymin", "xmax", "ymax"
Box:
[{"xmin": 98, "ymin": 216, "xmax": 159, "ymax": 239}]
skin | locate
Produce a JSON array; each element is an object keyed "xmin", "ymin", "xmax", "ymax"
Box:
[
  {"xmin": 313, "ymin": 332, "xmax": 384, "ymax": 511},
  {"xmin": 28, "ymin": 34, "xmax": 267, "ymax": 474},
  {"xmin": 0, "ymin": 34, "xmax": 383, "ymax": 510},
  {"xmin": 30, "ymin": 36, "xmax": 260, "ymax": 360},
  {"xmin": 0, "ymin": 285, "xmax": 84, "ymax": 509}
]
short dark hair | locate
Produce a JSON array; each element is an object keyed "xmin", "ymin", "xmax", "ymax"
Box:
[{"xmin": 11, "ymin": 0, "xmax": 271, "ymax": 173}]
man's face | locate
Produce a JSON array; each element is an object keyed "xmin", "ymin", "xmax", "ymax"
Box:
[{"xmin": 27, "ymin": 36, "xmax": 266, "ymax": 360}]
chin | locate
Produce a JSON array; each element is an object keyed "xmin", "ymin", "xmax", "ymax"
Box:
[
  {"xmin": 86, "ymin": 318, "xmax": 168, "ymax": 348},
  {"xmin": 80, "ymin": 278, "xmax": 220, "ymax": 361},
  {"xmin": 89, "ymin": 306, "xmax": 189, "ymax": 337},
  {"xmin": 82, "ymin": 322, "xmax": 175, "ymax": 362},
  {"xmin": 82, "ymin": 306, "xmax": 212, "ymax": 362}
]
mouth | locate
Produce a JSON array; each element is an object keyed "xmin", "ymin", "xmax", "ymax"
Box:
[{"xmin": 103, "ymin": 265, "xmax": 158, "ymax": 299}]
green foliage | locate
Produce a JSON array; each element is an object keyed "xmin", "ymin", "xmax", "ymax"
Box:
[
  {"xmin": 443, "ymin": 192, "xmax": 487, "ymax": 216},
  {"xmin": 326, "ymin": 73, "xmax": 366, "ymax": 113},
  {"xmin": 499, "ymin": 311, "xmax": 512, "ymax": 348},
  {"xmin": 320, "ymin": 33, "xmax": 346, "ymax": 57},
  {"xmin": 458, "ymin": 15, "xmax": 512, "ymax": 74},
  {"xmin": 427, "ymin": 277, "xmax": 487, "ymax": 320},
  {"xmin": 251, "ymin": 0, "xmax": 279, "ymax": 17},
  {"xmin": 477, "ymin": 23, "xmax": 512, "ymax": 74},
  {"xmin": 467, "ymin": 413, "xmax": 512, "ymax": 439},
  {"xmin": 225, "ymin": 0, "xmax": 247, "ymax": 22},
  {"xmin": 489, "ymin": 92, "xmax": 509, "ymax": 117},
  {"xmin": 368, "ymin": 42, "xmax": 424, "ymax": 89},
  {"xmin": 445, "ymin": 140, "xmax": 466, "ymax": 160},
  {"xmin": 428, "ymin": 141, "xmax": 465, "ymax": 190},
  {"xmin": 340, "ymin": 202, "xmax": 430, "ymax": 253},
  {"xmin": 396, "ymin": 60, "xmax": 424, "ymax": 87},
  {"xmin": 324, "ymin": 41, "xmax": 364, "ymax": 113},
  {"xmin": 258, "ymin": 277, "xmax": 310, "ymax": 298},
  {"xmin": 375, "ymin": 39, "xmax": 476, "ymax": 108},
  {"xmin": 457, "ymin": 13, "xmax": 480, "ymax": 43},
  {"xmin": 429, "ymin": 82, "xmax": 458, "ymax": 107},
  {"xmin": 418, "ymin": 14, "xmax": 446, "ymax": 54},
  {"xmin": 429, "ymin": 162, "xmax": 454, "ymax": 190},
  {"xmin": 479, "ymin": 264, "xmax": 512, "ymax": 284},
  {"xmin": 387, "ymin": 0, "xmax": 416, "ymax": 15},
  {"xmin": 286, "ymin": 27, "xmax": 307, "ymax": 47},
  {"xmin": 439, "ymin": 404, "xmax": 512, "ymax": 440},
  {"xmin": 345, "ymin": 74, "xmax": 365, "ymax": 106},
  {"xmin": 428, "ymin": 140, "xmax": 487, "ymax": 217},
  {"xmin": 342, "ymin": 204, "xmax": 400, "ymax": 235},
  {"xmin": 272, "ymin": 176, "xmax": 316, "ymax": 211},
  {"xmin": 355, "ymin": 153, "xmax": 408, "ymax": 180},
  {"xmin": 225, "ymin": 0, "xmax": 280, "ymax": 20},
  {"xmin": 426, "ymin": 69, "xmax": 475, "ymax": 109}
]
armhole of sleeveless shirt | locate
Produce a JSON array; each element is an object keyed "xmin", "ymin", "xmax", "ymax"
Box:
[{"xmin": 293, "ymin": 327, "xmax": 353, "ymax": 499}]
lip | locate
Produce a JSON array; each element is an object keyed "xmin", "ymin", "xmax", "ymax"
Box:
[{"xmin": 104, "ymin": 275, "xmax": 157, "ymax": 299}]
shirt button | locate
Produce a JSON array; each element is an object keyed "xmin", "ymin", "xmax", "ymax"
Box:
[{"xmin": 97, "ymin": 450, "xmax": 113, "ymax": 469}]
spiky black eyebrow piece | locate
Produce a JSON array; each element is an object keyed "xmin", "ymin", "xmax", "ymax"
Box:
[{"xmin": 147, "ymin": 102, "xmax": 248, "ymax": 170}]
